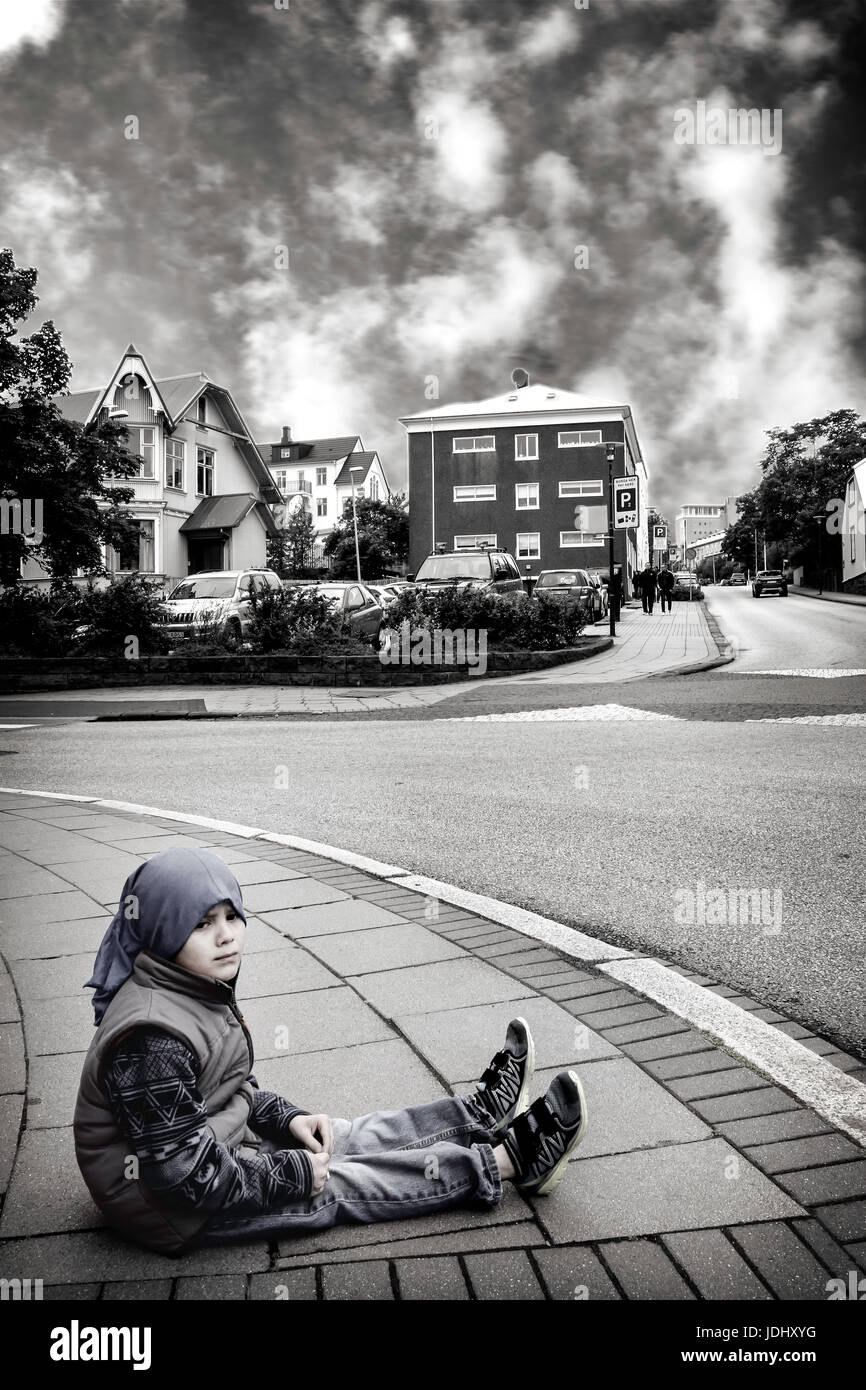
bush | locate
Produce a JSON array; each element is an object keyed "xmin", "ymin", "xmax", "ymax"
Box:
[
  {"xmin": 74, "ymin": 575, "xmax": 171, "ymax": 656},
  {"xmin": 0, "ymin": 585, "xmax": 82, "ymax": 656},
  {"xmin": 247, "ymin": 582, "xmax": 370, "ymax": 654},
  {"xmin": 383, "ymin": 585, "xmax": 585, "ymax": 650}
]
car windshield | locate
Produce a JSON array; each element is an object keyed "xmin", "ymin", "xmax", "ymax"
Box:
[
  {"xmin": 313, "ymin": 587, "xmax": 348, "ymax": 602},
  {"xmin": 168, "ymin": 577, "xmax": 237, "ymax": 600},
  {"xmin": 758, "ymin": 571, "xmax": 781, "ymax": 578},
  {"xmin": 415, "ymin": 555, "xmax": 491, "ymax": 581},
  {"xmin": 536, "ymin": 572, "xmax": 583, "ymax": 587}
]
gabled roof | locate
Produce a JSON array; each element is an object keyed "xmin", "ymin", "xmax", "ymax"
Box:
[
  {"xmin": 399, "ymin": 382, "xmax": 627, "ymax": 422},
  {"xmin": 179, "ymin": 494, "xmax": 280, "ymax": 537},
  {"xmin": 154, "ymin": 372, "xmax": 214, "ymax": 420},
  {"xmin": 258, "ymin": 435, "xmax": 361, "ymax": 464},
  {"xmin": 334, "ymin": 451, "xmax": 378, "ymax": 486}
]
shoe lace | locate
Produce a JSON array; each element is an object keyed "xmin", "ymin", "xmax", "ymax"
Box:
[{"xmin": 509, "ymin": 1095, "xmax": 559, "ymax": 1167}]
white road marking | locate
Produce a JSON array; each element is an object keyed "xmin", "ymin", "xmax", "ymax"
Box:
[
  {"xmin": 748, "ymin": 713, "xmax": 866, "ymax": 725},
  {"xmin": 0, "ymin": 724, "xmax": 36, "ymax": 730},
  {"xmin": 746, "ymin": 669, "xmax": 866, "ymax": 678},
  {"xmin": 448, "ymin": 703, "xmax": 681, "ymax": 722}
]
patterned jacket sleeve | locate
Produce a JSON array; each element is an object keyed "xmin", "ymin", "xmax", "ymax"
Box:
[
  {"xmin": 246, "ymin": 1073, "xmax": 312, "ymax": 1146},
  {"xmin": 102, "ymin": 1028, "xmax": 313, "ymax": 1214}
]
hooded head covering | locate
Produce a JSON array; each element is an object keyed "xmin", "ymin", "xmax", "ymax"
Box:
[{"xmin": 84, "ymin": 848, "xmax": 247, "ymax": 1025}]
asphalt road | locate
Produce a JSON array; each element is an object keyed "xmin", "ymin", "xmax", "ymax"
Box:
[{"xmin": 706, "ymin": 584, "xmax": 866, "ymax": 671}]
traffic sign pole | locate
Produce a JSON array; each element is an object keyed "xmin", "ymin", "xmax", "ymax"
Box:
[{"xmin": 606, "ymin": 443, "xmax": 616, "ymax": 637}]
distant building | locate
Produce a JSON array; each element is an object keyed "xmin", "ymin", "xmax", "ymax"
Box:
[
  {"xmin": 22, "ymin": 343, "xmax": 280, "ymax": 589},
  {"xmin": 676, "ymin": 504, "xmax": 726, "ymax": 557},
  {"xmin": 842, "ymin": 458, "xmax": 866, "ymax": 594},
  {"xmin": 400, "ymin": 377, "xmax": 649, "ymax": 594},
  {"xmin": 258, "ymin": 428, "xmax": 392, "ymax": 564}
]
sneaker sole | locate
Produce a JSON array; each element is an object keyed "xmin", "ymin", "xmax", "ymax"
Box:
[
  {"xmin": 524, "ymin": 1071, "xmax": 587, "ymax": 1197},
  {"xmin": 490, "ymin": 1016, "xmax": 535, "ymax": 1137}
]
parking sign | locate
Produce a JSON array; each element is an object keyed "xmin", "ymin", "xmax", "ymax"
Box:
[{"xmin": 614, "ymin": 478, "xmax": 639, "ymax": 529}]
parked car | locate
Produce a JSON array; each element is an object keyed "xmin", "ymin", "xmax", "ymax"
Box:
[
  {"xmin": 533, "ymin": 569, "xmax": 604, "ymax": 621},
  {"xmin": 160, "ymin": 569, "xmax": 282, "ymax": 643},
  {"xmin": 729, "ymin": 571, "xmax": 747, "ymax": 586},
  {"xmin": 671, "ymin": 573, "xmax": 705, "ymax": 600},
  {"xmin": 366, "ymin": 582, "xmax": 403, "ymax": 609},
  {"xmin": 585, "ymin": 570, "xmax": 611, "ymax": 617},
  {"xmin": 752, "ymin": 570, "xmax": 788, "ymax": 598},
  {"xmin": 411, "ymin": 546, "xmax": 523, "ymax": 594},
  {"xmin": 306, "ymin": 582, "xmax": 386, "ymax": 644}
]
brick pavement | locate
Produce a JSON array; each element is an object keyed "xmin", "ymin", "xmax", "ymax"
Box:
[{"xmin": 1, "ymin": 792, "xmax": 864, "ymax": 1301}]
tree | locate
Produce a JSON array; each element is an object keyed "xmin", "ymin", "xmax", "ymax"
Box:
[
  {"xmin": 268, "ymin": 506, "xmax": 317, "ymax": 578},
  {"xmin": 0, "ymin": 249, "xmax": 141, "ymax": 588},
  {"xmin": 323, "ymin": 493, "xmax": 409, "ymax": 580}
]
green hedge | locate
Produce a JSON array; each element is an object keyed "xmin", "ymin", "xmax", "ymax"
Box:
[{"xmin": 383, "ymin": 585, "xmax": 585, "ymax": 649}]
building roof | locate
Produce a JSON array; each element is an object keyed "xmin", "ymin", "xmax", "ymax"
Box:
[
  {"xmin": 334, "ymin": 451, "xmax": 378, "ymax": 486},
  {"xmin": 258, "ymin": 436, "xmax": 361, "ymax": 464},
  {"xmin": 400, "ymin": 383, "xmax": 629, "ymax": 423},
  {"xmin": 179, "ymin": 494, "xmax": 280, "ymax": 537}
]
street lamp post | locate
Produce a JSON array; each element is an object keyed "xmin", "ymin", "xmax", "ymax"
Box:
[
  {"xmin": 813, "ymin": 513, "xmax": 825, "ymax": 595},
  {"xmin": 349, "ymin": 467, "xmax": 364, "ymax": 583}
]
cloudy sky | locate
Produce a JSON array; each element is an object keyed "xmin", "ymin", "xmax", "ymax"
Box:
[{"xmin": 1, "ymin": 0, "xmax": 864, "ymax": 518}]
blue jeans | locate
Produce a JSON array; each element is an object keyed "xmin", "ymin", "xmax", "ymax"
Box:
[{"xmin": 192, "ymin": 1095, "xmax": 502, "ymax": 1244}]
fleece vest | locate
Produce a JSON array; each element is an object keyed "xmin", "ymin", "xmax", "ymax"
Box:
[{"xmin": 74, "ymin": 949, "xmax": 257, "ymax": 1255}]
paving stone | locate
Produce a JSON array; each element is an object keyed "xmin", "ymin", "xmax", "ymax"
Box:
[
  {"xmin": 660, "ymin": 1229, "xmax": 773, "ymax": 1299},
  {"xmin": 549, "ymin": 987, "xmax": 643, "ymax": 1014},
  {"xmin": 543, "ymin": 977, "xmax": 623, "ymax": 1000},
  {"xmin": 253, "ymin": 1038, "xmax": 448, "ymax": 1117},
  {"xmin": 354, "ymin": 958, "xmax": 531, "ymax": 1018},
  {"xmin": 712, "ymin": 1110, "xmax": 835, "ymax": 1148},
  {"xmin": 813, "ymin": 1052, "xmax": 865, "ymax": 1074},
  {"xmin": 396, "ymin": 997, "xmax": 619, "ymax": 1082},
  {"xmin": 666, "ymin": 1068, "xmax": 771, "ymax": 1102},
  {"xmin": 22, "ymin": 993, "xmax": 92, "ymax": 1056},
  {"xmin": 244, "ymin": 879, "xmax": 350, "ymax": 914},
  {"xmin": 0, "ymin": 1093, "xmax": 24, "ymax": 1192},
  {"xmin": 176, "ymin": 1274, "xmax": 247, "ymax": 1300},
  {"xmin": 773, "ymin": 1022, "xmax": 814, "ymax": 1040},
  {"xmin": 619, "ymin": 1034, "xmax": 722, "ymax": 1061},
  {"xmin": 102, "ymin": 1280, "xmax": 173, "ymax": 1299},
  {"xmin": 0, "ymin": 969, "xmax": 20, "ymax": 1024},
  {"xmin": 0, "ymin": 916, "xmax": 112, "ymax": 960},
  {"xmin": 233, "ymin": 916, "xmax": 297, "ymax": 954},
  {"xmin": 463, "ymin": 1250, "xmax": 545, "ymax": 1300},
  {"xmin": 322, "ymin": 1260, "xmax": 394, "ymax": 1300},
  {"xmin": 728, "ymin": 1221, "xmax": 840, "ymax": 1299},
  {"xmin": 773, "ymin": 1161, "xmax": 866, "ymax": 1206},
  {"xmin": 0, "ymin": 889, "xmax": 98, "ymax": 928},
  {"xmin": 0, "ymin": 1126, "xmax": 102, "ymax": 1236},
  {"xmin": 563, "ymin": 1002, "xmax": 662, "ymax": 1030},
  {"xmin": 11, "ymin": 952, "xmax": 96, "ymax": 1001},
  {"xmin": 691, "ymin": 1087, "xmax": 801, "ymax": 1123},
  {"xmin": 533, "ymin": 1139, "xmax": 804, "ymax": 1243},
  {"xmin": 305, "ymin": 923, "xmax": 465, "ymax": 976},
  {"xmin": 533, "ymin": 1245, "xmax": 622, "ymax": 1300},
  {"xmin": 845, "ymin": 1242, "xmax": 866, "ymax": 1268},
  {"xmin": 0, "ymin": 1230, "xmax": 271, "ymax": 1281},
  {"xmin": 473, "ymin": 946, "xmax": 561, "ymax": 966},
  {"xmin": 599, "ymin": 1239, "xmax": 696, "ymax": 1299},
  {"xmin": 26, "ymin": 1052, "xmax": 85, "ymax": 1128},
  {"xmin": 790, "ymin": 1217, "xmax": 866, "ymax": 1278},
  {"xmin": 0, "ymin": 1021, "xmax": 25, "ymax": 1092},
  {"xmin": 241, "ymin": 986, "xmax": 394, "ymax": 1059},
  {"xmin": 42, "ymin": 1283, "xmax": 101, "ymax": 1300},
  {"xmin": 814, "ymin": 1200, "xmax": 866, "ymax": 1243},
  {"xmin": 229, "ymin": 861, "xmax": 306, "ymax": 886},
  {"xmin": 645, "ymin": 1051, "xmax": 740, "ymax": 1081},
  {"xmin": 588, "ymin": 1018, "xmax": 690, "ymax": 1045},
  {"xmin": 250, "ymin": 1269, "xmax": 317, "ymax": 1300},
  {"xmin": 0, "ymin": 866, "xmax": 73, "ymax": 898},
  {"xmin": 235, "ymin": 947, "xmax": 340, "ymax": 998},
  {"xmin": 264, "ymin": 900, "xmax": 409, "ymax": 938},
  {"xmin": 394, "ymin": 1255, "xmax": 470, "ymax": 1300},
  {"xmin": 509, "ymin": 962, "xmax": 585, "ymax": 980},
  {"xmin": 278, "ymin": 1217, "xmax": 540, "ymax": 1266},
  {"xmin": 744, "ymin": 1134, "xmax": 863, "ymax": 1175}
]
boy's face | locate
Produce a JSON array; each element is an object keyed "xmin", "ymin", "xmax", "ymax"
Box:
[{"xmin": 174, "ymin": 900, "xmax": 246, "ymax": 982}]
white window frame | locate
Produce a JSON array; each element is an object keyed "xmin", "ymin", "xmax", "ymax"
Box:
[
  {"xmin": 453, "ymin": 484, "xmax": 496, "ymax": 502},
  {"xmin": 135, "ymin": 427, "xmax": 156, "ymax": 479},
  {"xmin": 274, "ymin": 469, "xmax": 288, "ymax": 491},
  {"xmin": 515, "ymin": 482, "xmax": 539, "ymax": 510},
  {"xmin": 454, "ymin": 534, "xmax": 497, "ymax": 549},
  {"xmin": 516, "ymin": 532, "xmax": 540, "ymax": 559},
  {"xmin": 558, "ymin": 430, "xmax": 603, "ymax": 448},
  {"xmin": 515, "ymin": 434, "xmax": 538, "ymax": 461},
  {"xmin": 196, "ymin": 446, "xmax": 215, "ymax": 497},
  {"xmin": 559, "ymin": 480, "xmax": 603, "ymax": 498},
  {"xmin": 197, "ymin": 396, "xmax": 207, "ymax": 425},
  {"xmin": 316, "ymin": 497, "xmax": 327, "ymax": 517},
  {"xmin": 281, "ymin": 448, "xmax": 292, "ymax": 458},
  {"xmin": 452, "ymin": 436, "xmax": 495, "ymax": 453},
  {"xmin": 560, "ymin": 530, "xmax": 607, "ymax": 548},
  {"xmin": 316, "ymin": 467, "xmax": 327, "ymax": 486},
  {"xmin": 165, "ymin": 437, "xmax": 185, "ymax": 490},
  {"xmin": 370, "ymin": 475, "xmax": 379, "ymax": 501}
]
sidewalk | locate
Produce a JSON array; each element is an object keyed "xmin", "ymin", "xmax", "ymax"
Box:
[
  {"xmin": 1, "ymin": 791, "xmax": 864, "ymax": 1301},
  {"xmin": 0, "ymin": 605, "xmax": 723, "ymax": 724},
  {"xmin": 788, "ymin": 586, "xmax": 866, "ymax": 607}
]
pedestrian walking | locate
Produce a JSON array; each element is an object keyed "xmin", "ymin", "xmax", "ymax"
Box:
[
  {"xmin": 641, "ymin": 564, "xmax": 658, "ymax": 613},
  {"xmin": 632, "ymin": 568, "xmax": 642, "ymax": 602},
  {"xmin": 657, "ymin": 565, "xmax": 675, "ymax": 613},
  {"xmin": 74, "ymin": 849, "xmax": 588, "ymax": 1255}
]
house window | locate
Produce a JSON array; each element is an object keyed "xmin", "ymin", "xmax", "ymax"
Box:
[
  {"xmin": 453, "ymin": 436, "xmax": 495, "ymax": 453},
  {"xmin": 516, "ymin": 532, "xmax": 540, "ymax": 559},
  {"xmin": 136, "ymin": 428, "xmax": 156, "ymax": 479},
  {"xmin": 561, "ymin": 505, "xmax": 607, "ymax": 546},
  {"xmin": 165, "ymin": 438, "xmax": 185, "ymax": 490},
  {"xmin": 316, "ymin": 467, "xmax": 327, "ymax": 486},
  {"xmin": 197, "ymin": 396, "xmax": 207, "ymax": 425},
  {"xmin": 370, "ymin": 475, "xmax": 379, "ymax": 501},
  {"xmin": 559, "ymin": 480, "xmax": 603, "ymax": 498},
  {"xmin": 274, "ymin": 469, "xmax": 288, "ymax": 490},
  {"xmin": 453, "ymin": 484, "xmax": 496, "ymax": 502},
  {"xmin": 558, "ymin": 430, "xmax": 602, "ymax": 448},
  {"xmin": 515, "ymin": 434, "xmax": 538, "ymax": 460},
  {"xmin": 281, "ymin": 448, "xmax": 292, "ymax": 458},
  {"xmin": 515, "ymin": 483, "xmax": 539, "ymax": 509},
  {"xmin": 197, "ymin": 447, "xmax": 215, "ymax": 496},
  {"xmin": 455, "ymin": 534, "xmax": 497, "ymax": 549},
  {"xmin": 317, "ymin": 498, "xmax": 327, "ymax": 517},
  {"xmin": 110, "ymin": 519, "xmax": 155, "ymax": 572}
]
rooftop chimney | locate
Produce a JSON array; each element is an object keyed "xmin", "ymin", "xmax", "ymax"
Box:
[{"xmin": 281, "ymin": 425, "xmax": 292, "ymax": 445}]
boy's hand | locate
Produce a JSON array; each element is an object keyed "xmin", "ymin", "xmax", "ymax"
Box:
[
  {"xmin": 289, "ymin": 1112, "xmax": 334, "ymax": 1156},
  {"xmin": 308, "ymin": 1150, "xmax": 330, "ymax": 1197}
]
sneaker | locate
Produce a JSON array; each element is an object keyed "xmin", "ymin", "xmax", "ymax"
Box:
[
  {"xmin": 465, "ymin": 1017, "xmax": 535, "ymax": 1137},
  {"xmin": 501, "ymin": 1070, "xmax": 587, "ymax": 1196}
]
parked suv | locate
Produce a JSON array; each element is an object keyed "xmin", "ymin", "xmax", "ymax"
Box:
[
  {"xmin": 729, "ymin": 571, "xmax": 747, "ymax": 586},
  {"xmin": 752, "ymin": 570, "xmax": 788, "ymax": 598},
  {"xmin": 411, "ymin": 546, "xmax": 523, "ymax": 593},
  {"xmin": 533, "ymin": 569, "xmax": 605, "ymax": 621},
  {"xmin": 160, "ymin": 569, "xmax": 282, "ymax": 643}
]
